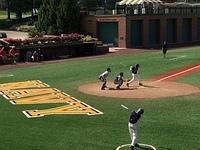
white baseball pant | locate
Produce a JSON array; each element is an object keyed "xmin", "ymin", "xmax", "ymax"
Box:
[
  {"xmin": 128, "ymin": 122, "xmax": 138, "ymax": 146},
  {"xmin": 128, "ymin": 73, "xmax": 141, "ymax": 85}
]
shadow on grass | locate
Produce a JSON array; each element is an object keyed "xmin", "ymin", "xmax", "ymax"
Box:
[
  {"xmin": 157, "ymin": 146, "xmax": 172, "ymax": 150},
  {"xmin": 108, "ymin": 87, "xmax": 137, "ymax": 90}
]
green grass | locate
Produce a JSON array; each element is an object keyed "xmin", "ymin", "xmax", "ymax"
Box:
[
  {"xmin": 0, "ymin": 10, "xmax": 32, "ymax": 29},
  {"xmin": 0, "ymin": 47, "xmax": 200, "ymax": 150},
  {"xmin": 0, "ymin": 11, "xmax": 32, "ymax": 20},
  {"xmin": 0, "ymin": 11, "xmax": 15, "ymax": 19}
]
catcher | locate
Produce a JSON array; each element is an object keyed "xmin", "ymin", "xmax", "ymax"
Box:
[{"xmin": 114, "ymin": 72, "xmax": 124, "ymax": 89}]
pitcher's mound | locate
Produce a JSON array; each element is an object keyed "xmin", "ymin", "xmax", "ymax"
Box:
[{"xmin": 78, "ymin": 81, "xmax": 200, "ymax": 99}]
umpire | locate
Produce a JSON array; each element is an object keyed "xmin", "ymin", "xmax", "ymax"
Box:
[{"xmin": 98, "ymin": 68, "xmax": 111, "ymax": 90}]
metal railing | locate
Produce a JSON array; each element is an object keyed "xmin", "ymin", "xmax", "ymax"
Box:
[
  {"xmin": 117, "ymin": 5, "xmax": 200, "ymax": 15},
  {"xmin": 87, "ymin": 6, "xmax": 200, "ymax": 15}
]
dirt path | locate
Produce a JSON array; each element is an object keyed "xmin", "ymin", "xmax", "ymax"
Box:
[{"xmin": 0, "ymin": 30, "xmax": 28, "ymax": 39}]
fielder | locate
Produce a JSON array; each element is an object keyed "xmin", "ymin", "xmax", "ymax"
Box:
[
  {"xmin": 114, "ymin": 72, "xmax": 124, "ymax": 89},
  {"xmin": 127, "ymin": 64, "xmax": 143, "ymax": 87},
  {"xmin": 128, "ymin": 108, "xmax": 144, "ymax": 150},
  {"xmin": 98, "ymin": 68, "xmax": 111, "ymax": 90}
]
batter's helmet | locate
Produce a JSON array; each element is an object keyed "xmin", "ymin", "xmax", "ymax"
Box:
[
  {"xmin": 137, "ymin": 108, "xmax": 144, "ymax": 114},
  {"xmin": 107, "ymin": 68, "xmax": 111, "ymax": 72},
  {"xmin": 136, "ymin": 64, "xmax": 140, "ymax": 68}
]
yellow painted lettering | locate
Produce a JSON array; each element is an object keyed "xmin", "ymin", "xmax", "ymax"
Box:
[
  {"xmin": 0, "ymin": 80, "xmax": 49, "ymax": 91},
  {"xmin": 11, "ymin": 92, "xmax": 73, "ymax": 105},
  {"xmin": 23, "ymin": 102, "xmax": 103, "ymax": 118},
  {"xmin": 1, "ymin": 88, "xmax": 59, "ymax": 100}
]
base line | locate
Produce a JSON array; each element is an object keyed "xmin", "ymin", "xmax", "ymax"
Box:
[
  {"xmin": 0, "ymin": 74, "xmax": 14, "ymax": 78},
  {"xmin": 156, "ymin": 64, "xmax": 200, "ymax": 81}
]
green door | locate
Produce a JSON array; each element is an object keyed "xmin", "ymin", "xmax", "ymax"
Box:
[
  {"xmin": 167, "ymin": 19, "xmax": 177, "ymax": 43},
  {"xmin": 149, "ymin": 20, "xmax": 160, "ymax": 46},
  {"xmin": 98, "ymin": 22, "xmax": 118, "ymax": 46},
  {"xmin": 131, "ymin": 20, "xmax": 143, "ymax": 47},
  {"xmin": 197, "ymin": 18, "xmax": 200, "ymax": 40},
  {"xmin": 182, "ymin": 18, "xmax": 192, "ymax": 42}
]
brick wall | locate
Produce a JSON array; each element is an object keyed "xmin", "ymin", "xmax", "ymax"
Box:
[{"xmin": 80, "ymin": 14, "xmax": 200, "ymax": 48}]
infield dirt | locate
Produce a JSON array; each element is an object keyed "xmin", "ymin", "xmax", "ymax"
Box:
[{"xmin": 78, "ymin": 80, "xmax": 200, "ymax": 99}]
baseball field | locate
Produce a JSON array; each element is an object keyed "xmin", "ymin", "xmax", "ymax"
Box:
[{"xmin": 0, "ymin": 46, "xmax": 199, "ymax": 150}]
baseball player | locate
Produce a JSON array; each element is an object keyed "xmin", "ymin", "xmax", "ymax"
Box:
[
  {"xmin": 114, "ymin": 72, "xmax": 124, "ymax": 89},
  {"xmin": 98, "ymin": 68, "xmax": 111, "ymax": 90},
  {"xmin": 162, "ymin": 41, "xmax": 167, "ymax": 58},
  {"xmin": 127, "ymin": 64, "xmax": 143, "ymax": 87},
  {"xmin": 128, "ymin": 108, "xmax": 144, "ymax": 150}
]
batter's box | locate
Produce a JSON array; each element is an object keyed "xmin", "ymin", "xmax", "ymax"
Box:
[{"xmin": 116, "ymin": 143, "xmax": 156, "ymax": 150}]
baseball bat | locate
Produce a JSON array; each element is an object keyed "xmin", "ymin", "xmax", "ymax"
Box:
[{"xmin": 121, "ymin": 104, "xmax": 129, "ymax": 110}]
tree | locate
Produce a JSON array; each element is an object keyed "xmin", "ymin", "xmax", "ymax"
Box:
[
  {"xmin": 67, "ymin": 0, "xmax": 80, "ymax": 33},
  {"xmin": 35, "ymin": 0, "xmax": 50, "ymax": 33},
  {"xmin": 57, "ymin": 0, "xmax": 80, "ymax": 33},
  {"xmin": 36, "ymin": 0, "xmax": 80, "ymax": 34},
  {"xmin": 31, "ymin": 0, "xmax": 43, "ymax": 17},
  {"xmin": 79, "ymin": 0, "xmax": 98, "ymax": 9},
  {"xmin": 47, "ymin": 0, "xmax": 60, "ymax": 34},
  {"xmin": 34, "ymin": 0, "xmax": 42, "ymax": 8},
  {"xmin": 106, "ymin": 0, "xmax": 120, "ymax": 10}
]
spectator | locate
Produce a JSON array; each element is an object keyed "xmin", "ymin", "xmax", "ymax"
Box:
[
  {"xmin": 32, "ymin": 50, "xmax": 39, "ymax": 62},
  {"xmin": 0, "ymin": 47, "xmax": 7, "ymax": 64},
  {"xmin": 37, "ymin": 48, "xmax": 44, "ymax": 61},
  {"xmin": 26, "ymin": 50, "xmax": 32, "ymax": 62},
  {"xmin": 8, "ymin": 46, "xmax": 16, "ymax": 64}
]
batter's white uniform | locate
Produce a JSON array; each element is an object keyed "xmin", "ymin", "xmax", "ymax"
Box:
[
  {"xmin": 128, "ymin": 73, "xmax": 140, "ymax": 84},
  {"xmin": 127, "ymin": 65, "xmax": 142, "ymax": 86}
]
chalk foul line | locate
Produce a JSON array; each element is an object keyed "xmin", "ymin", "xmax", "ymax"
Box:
[
  {"xmin": 156, "ymin": 64, "xmax": 200, "ymax": 81},
  {"xmin": 0, "ymin": 74, "xmax": 14, "ymax": 78}
]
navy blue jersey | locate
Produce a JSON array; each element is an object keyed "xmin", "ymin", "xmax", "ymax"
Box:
[{"xmin": 129, "ymin": 110, "xmax": 141, "ymax": 124}]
